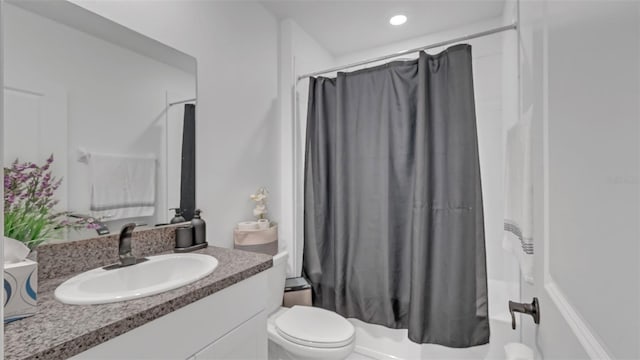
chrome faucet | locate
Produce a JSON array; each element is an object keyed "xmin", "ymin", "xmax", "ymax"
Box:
[{"xmin": 508, "ymin": 298, "xmax": 540, "ymax": 329}]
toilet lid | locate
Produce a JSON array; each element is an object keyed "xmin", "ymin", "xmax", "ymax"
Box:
[{"xmin": 275, "ymin": 306, "xmax": 355, "ymax": 348}]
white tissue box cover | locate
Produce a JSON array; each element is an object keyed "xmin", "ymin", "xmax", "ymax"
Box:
[{"xmin": 4, "ymin": 259, "xmax": 37, "ymax": 323}]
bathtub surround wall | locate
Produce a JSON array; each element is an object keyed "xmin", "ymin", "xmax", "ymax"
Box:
[
  {"xmin": 304, "ymin": 46, "xmax": 489, "ymax": 347},
  {"xmin": 500, "ymin": 0, "xmax": 519, "ymax": 297},
  {"xmin": 69, "ymin": 0, "xmax": 280, "ymax": 248}
]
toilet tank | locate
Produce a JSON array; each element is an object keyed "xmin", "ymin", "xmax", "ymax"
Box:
[{"xmin": 266, "ymin": 251, "xmax": 288, "ymax": 314}]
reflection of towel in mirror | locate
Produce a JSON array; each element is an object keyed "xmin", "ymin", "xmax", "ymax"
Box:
[
  {"xmin": 89, "ymin": 153, "xmax": 156, "ymax": 220},
  {"xmin": 503, "ymin": 109, "xmax": 534, "ymax": 284}
]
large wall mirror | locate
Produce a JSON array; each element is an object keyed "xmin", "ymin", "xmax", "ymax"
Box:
[{"xmin": 3, "ymin": 0, "xmax": 197, "ymax": 244}]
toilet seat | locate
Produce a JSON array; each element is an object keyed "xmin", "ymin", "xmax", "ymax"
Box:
[{"xmin": 274, "ymin": 306, "xmax": 355, "ymax": 349}]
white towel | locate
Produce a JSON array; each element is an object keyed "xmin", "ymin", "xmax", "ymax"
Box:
[
  {"xmin": 503, "ymin": 109, "xmax": 534, "ymax": 283},
  {"xmin": 88, "ymin": 152, "xmax": 156, "ymax": 220}
]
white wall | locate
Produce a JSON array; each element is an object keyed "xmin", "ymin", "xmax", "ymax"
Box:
[
  {"xmin": 500, "ymin": 0, "xmax": 521, "ymax": 322},
  {"xmin": 70, "ymin": 0, "xmax": 280, "ymax": 248},
  {"xmin": 279, "ymin": 19, "xmax": 334, "ymax": 276},
  {"xmin": 4, "ymin": 4, "xmax": 195, "ymax": 235},
  {"xmin": 539, "ymin": 1, "xmax": 638, "ymax": 358},
  {"xmin": 516, "ymin": 0, "xmax": 640, "ymax": 358},
  {"xmin": 545, "ymin": 4, "xmax": 639, "ymax": 356}
]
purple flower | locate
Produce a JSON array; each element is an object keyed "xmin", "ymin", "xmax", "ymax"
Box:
[{"xmin": 3, "ymin": 155, "xmax": 98, "ymax": 240}]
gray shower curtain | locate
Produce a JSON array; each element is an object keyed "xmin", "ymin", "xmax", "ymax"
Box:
[
  {"xmin": 180, "ymin": 104, "xmax": 196, "ymax": 221},
  {"xmin": 303, "ymin": 44, "xmax": 489, "ymax": 347}
]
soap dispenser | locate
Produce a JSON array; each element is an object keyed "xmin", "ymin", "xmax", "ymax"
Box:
[
  {"xmin": 170, "ymin": 208, "xmax": 186, "ymax": 224},
  {"xmin": 191, "ymin": 209, "xmax": 206, "ymax": 244}
]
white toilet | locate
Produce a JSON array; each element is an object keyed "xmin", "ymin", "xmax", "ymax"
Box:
[{"xmin": 266, "ymin": 251, "xmax": 355, "ymax": 360}]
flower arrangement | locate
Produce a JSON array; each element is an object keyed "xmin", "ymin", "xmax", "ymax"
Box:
[
  {"xmin": 4, "ymin": 155, "xmax": 100, "ymax": 250},
  {"xmin": 250, "ymin": 187, "xmax": 269, "ymax": 220}
]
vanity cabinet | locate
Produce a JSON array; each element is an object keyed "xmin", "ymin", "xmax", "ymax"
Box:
[
  {"xmin": 72, "ymin": 271, "xmax": 268, "ymax": 360},
  {"xmin": 190, "ymin": 311, "xmax": 266, "ymax": 359}
]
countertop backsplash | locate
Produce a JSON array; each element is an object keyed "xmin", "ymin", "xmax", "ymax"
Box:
[{"xmin": 35, "ymin": 223, "xmax": 191, "ymax": 280}]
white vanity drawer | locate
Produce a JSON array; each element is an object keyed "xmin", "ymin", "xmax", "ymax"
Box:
[{"xmin": 193, "ymin": 310, "xmax": 267, "ymax": 360}]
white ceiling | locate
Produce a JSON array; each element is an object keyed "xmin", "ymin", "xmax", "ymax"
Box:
[{"xmin": 262, "ymin": 1, "xmax": 505, "ymax": 56}]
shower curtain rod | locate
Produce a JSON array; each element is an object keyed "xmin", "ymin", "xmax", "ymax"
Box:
[
  {"xmin": 297, "ymin": 22, "xmax": 518, "ymax": 81},
  {"xmin": 169, "ymin": 98, "xmax": 197, "ymax": 107}
]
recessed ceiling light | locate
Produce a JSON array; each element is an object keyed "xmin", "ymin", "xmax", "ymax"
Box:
[{"xmin": 389, "ymin": 15, "xmax": 407, "ymax": 26}]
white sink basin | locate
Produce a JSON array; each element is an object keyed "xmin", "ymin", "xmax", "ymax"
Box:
[{"xmin": 55, "ymin": 253, "xmax": 218, "ymax": 305}]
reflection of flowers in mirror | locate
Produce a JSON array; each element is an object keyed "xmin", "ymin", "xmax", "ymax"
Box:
[
  {"xmin": 62, "ymin": 213, "xmax": 108, "ymax": 231},
  {"xmin": 3, "ymin": 155, "xmax": 98, "ymax": 250},
  {"xmin": 250, "ymin": 187, "xmax": 269, "ymax": 220}
]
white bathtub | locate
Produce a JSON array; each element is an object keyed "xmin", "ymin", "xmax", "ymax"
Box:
[{"xmin": 349, "ymin": 280, "xmax": 520, "ymax": 360}]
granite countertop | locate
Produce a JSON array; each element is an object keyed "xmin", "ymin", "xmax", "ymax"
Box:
[{"xmin": 4, "ymin": 246, "xmax": 273, "ymax": 360}]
